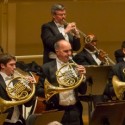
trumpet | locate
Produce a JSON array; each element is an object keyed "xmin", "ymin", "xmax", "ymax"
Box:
[
  {"xmin": 62, "ymin": 20, "xmax": 89, "ymax": 41},
  {"xmin": 63, "ymin": 20, "xmax": 115, "ymax": 65}
]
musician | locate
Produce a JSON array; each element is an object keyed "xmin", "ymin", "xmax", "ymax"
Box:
[
  {"xmin": 105, "ymin": 60, "xmax": 125, "ymax": 125},
  {"xmin": 73, "ymin": 34, "xmax": 110, "ymax": 108},
  {"xmin": 104, "ymin": 41, "xmax": 125, "ymax": 100},
  {"xmin": 104, "ymin": 62, "xmax": 125, "ymax": 101},
  {"xmin": 73, "ymin": 34, "xmax": 107, "ymax": 66},
  {"xmin": 0, "ymin": 53, "xmax": 35, "ymax": 125},
  {"xmin": 41, "ymin": 3, "xmax": 81, "ymax": 64},
  {"xmin": 114, "ymin": 41, "xmax": 125, "ymax": 63},
  {"xmin": 36, "ymin": 39, "xmax": 87, "ymax": 125}
]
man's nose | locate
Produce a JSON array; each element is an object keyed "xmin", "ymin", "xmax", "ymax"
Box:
[{"xmin": 13, "ymin": 65, "xmax": 16, "ymax": 69}]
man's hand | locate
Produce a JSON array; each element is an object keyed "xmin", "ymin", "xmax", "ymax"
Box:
[{"xmin": 76, "ymin": 65, "xmax": 86, "ymax": 76}]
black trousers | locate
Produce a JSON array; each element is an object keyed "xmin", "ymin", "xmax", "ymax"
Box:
[{"xmin": 59, "ymin": 101, "xmax": 84, "ymax": 125}]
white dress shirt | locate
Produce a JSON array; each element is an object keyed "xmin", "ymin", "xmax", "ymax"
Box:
[
  {"xmin": 85, "ymin": 48, "xmax": 102, "ymax": 65},
  {"xmin": 55, "ymin": 22, "xmax": 69, "ymax": 42},
  {"xmin": 49, "ymin": 22, "xmax": 69, "ymax": 59},
  {"xmin": 56, "ymin": 58, "xmax": 76, "ymax": 106}
]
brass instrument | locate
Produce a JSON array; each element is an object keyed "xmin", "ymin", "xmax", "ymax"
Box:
[
  {"xmin": 63, "ymin": 20, "xmax": 115, "ymax": 65},
  {"xmin": 44, "ymin": 58, "xmax": 86, "ymax": 101},
  {"xmin": 0, "ymin": 69, "xmax": 36, "ymax": 125},
  {"xmin": 112, "ymin": 69, "xmax": 125, "ymax": 100}
]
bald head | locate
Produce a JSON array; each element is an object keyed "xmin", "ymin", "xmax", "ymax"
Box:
[
  {"xmin": 54, "ymin": 40, "xmax": 72, "ymax": 62},
  {"xmin": 54, "ymin": 39, "xmax": 71, "ymax": 50}
]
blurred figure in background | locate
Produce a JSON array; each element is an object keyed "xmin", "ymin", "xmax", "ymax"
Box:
[
  {"xmin": 73, "ymin": 34, "xmax": 108, "ymax": 66},
  {"xmin": 114, "ymin": 41, "xmax": 125, "ymax": 63}
]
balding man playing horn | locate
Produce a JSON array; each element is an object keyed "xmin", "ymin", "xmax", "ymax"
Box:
[{"xmin": 36, "ymin": 39, "xmax": 87, "ymax": 125}]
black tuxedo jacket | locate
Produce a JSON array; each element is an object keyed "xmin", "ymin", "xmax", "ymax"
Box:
[
  {"xmin": 73, "ymin": 48, "xmax": 99, "ymax": 65},
  {"xmin": 41, "ymin": 21, "xmax": 81, "ymax": 63},
  {"xmin": 104, "ymin": 62, "xmax": 125, "ymax": 99},
  {"xmin": 36, "ymin": 60, "xmax": 87, "ymax": 110},
  {"xmin": 114, "ymin": 49, "xmax": 125, "ymax": 63}
]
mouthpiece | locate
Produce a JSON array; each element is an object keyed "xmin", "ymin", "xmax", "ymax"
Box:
[{"xmin": 69, "ymin": 57, "xmax": 77, "ymax": 65}]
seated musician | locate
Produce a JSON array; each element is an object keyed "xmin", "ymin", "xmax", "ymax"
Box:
[
  {"xmin": 73, "ymin": 34, "xmax": 108, "ymax": 66},
  {"xmin": 114, "ymin": 41, "xmax": 125, "ymax": 63},
  {"xmin": 35, "ymin": 39, "xmax": 87, "ymax": 125},
  {"xmin": 103, "ymin": 58, "xmax": 125, "ymax": 101},
  {"xmin": 103, "ymin": 57, "xmax": 125, "ymax": 125},
  {"xmin": 104, "ymin": 41, "xmax": 125, "ymax": 100},
  {"xmin": 0, "ymin": 53, "xmax": 35, "ymax": 125},
  {"xmin": 73, "ymin": 34, "xmax": 109, "ymax": 105}
]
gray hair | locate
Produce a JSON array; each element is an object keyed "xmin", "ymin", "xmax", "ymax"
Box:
[
  {"xmin": 54, "ymin": 41, "xmax": 60, "ymax": 50},
  {"xmin": 51, "ymin": 4, "xmax": 65, "ymax": 15}
]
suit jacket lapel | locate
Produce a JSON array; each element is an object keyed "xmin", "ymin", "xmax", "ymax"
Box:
[
  {"xmin": 50, "ymin": 21, "xmax": 72, "ymax": 39},
  {"xmin": 50, "ymin": 21, "xmax": 60, "ymax": 35},
  {"xmin": 84, "ymin": 49, "xmax": 98, "ymax": 65},
  {"xmin": 0, "ymin": 74, "xmax": 6, "ymax": 90},
  {"xmin": 47, "ymin": 60, "xmax": 58, "ymax": 86}
]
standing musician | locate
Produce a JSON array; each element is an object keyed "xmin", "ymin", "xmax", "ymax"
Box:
[
  {"xmin": 41, "ymin": 3, "xmax": 81, "ymax": 64},
  {"xmin": 0, "ymin": 53, "xmax": 35, "ymax": 125},
  {"xmin": 35, "ymin": 39, "xmax": 87, "ymax": 125}
]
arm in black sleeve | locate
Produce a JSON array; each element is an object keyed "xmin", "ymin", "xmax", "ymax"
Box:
[
  {"xmin": 41, "ymin": 23, "xmax": 65, "ymax": 51},
  {"xmin": 78, "ymin": 80, "xmax": 87, "ymax": 95}
]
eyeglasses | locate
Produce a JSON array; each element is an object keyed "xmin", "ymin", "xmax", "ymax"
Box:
[{"xmin": 55, "ymin": 13, "xmax": 66, "ymax": 16}]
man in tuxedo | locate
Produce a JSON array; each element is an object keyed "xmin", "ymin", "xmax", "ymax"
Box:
[
  {"xmin": 41, "ymin": 3, "xmax": 81, "ymax": 64},
  {"xmin": 73, "ymin": 34, "xmax": 110, "ymax": 111},
  {"xmin": 36, "ymin": 39, "xmax": 87, "ymax": 125},
  {"xmin": 114, "ymin": 41, "xmax": 125, "ymax": 63},
  {"xmin": 73, "ymin": 34, "xmax": 107, "ymax": 66},
  {"xmin": 0, "ymin": 53, "xmax": 35, "ymax": 125}
]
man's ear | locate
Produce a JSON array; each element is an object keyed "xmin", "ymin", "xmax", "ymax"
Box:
[{"xmin": 0, "ymin": 63, "xmax": 5, "ymax": 69}]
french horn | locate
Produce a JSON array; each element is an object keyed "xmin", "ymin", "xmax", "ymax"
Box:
[
  {"xmin": 44, "ymin": 58, "xmax": 86, "ymax": 101},
  {"xmin": 112, "ymin": 69, "xmax": 125, "ymax": 100},
  {"xmin": 0, "ymin": 68, "xmax": 36, "ymax": 125}
]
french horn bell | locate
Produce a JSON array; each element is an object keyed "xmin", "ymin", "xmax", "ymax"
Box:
[
  {"xmin": 112, "ymin": 75, "xmax": 125, "ymax": 100},
  {"xmin": 0, "ymin": 69, "xmax": 36, "ymax": 125}
]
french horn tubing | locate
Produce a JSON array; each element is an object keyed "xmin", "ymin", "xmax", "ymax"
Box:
[
  {"xmin": 0, "ymin": 69, "xmax": 36, "ymax": 113},
  {"xmin": 112, "ymin": 68, "xmax": 125, "ymax": 100},
  {"xmin": 44, "ymin": 58, "xmax": 86, "ymax": 101},
  {"xmin": 63, "ymin": 20, "xmax": 115, "ymax": 65}
]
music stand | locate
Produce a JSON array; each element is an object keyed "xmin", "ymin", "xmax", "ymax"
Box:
[
  {"xmin": 80, "ymin": 65, "xmax": 111, "ymax": 125},
  {"xmin": 26, "ymin": 110, "xmax": 64, "ymax": 125},
  {"xmin": 85, "ymin": 65, "xmax": 111, "ymax": 95},
  {"xmin": 90, "ymin": 101, "xmax": 125, "ymax": 125}
]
